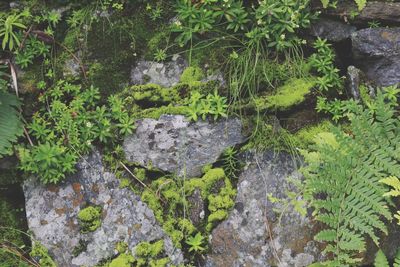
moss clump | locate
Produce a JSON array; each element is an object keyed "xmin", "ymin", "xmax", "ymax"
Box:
[
  {"xmin": 180, "ymin": 66, "xmax": 204, "ymax": 83},
  {"xmin": 109, "ymin": 253, "xmax": 135, "ymax": 267},
  {"xmin": 30, "ymin": 242, "xmax": 57, "ymax": 267},
  {"xmin": 255, "ymin": 78, "xmax": 316, "ymax": 111},
  {"xmin": 134, "ymin": 240, "xmax": 170, "ymax": 267},
  {"xmin": 77, "ymin": 206, "xmax": 102, "ymax": 233},
  {"xmin": 293, "ymin": 120, "xmax": 333, "ymax": 149},
  {"xmin": 185, "ymin": 168, "xmax": 226, "ymax": 198}
]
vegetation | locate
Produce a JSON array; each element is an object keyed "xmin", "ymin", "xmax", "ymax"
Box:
[{"xmin": 0, "ymin": 0, "xmax": 399, "ymax": 266}]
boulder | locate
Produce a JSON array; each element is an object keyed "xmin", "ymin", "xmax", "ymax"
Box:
[
  {"xmin": 205, "ymin": 151, "xmax": 324, "ymax": 267},
  {"xmin": 23, "ymin": 151, "xmax": 183, "ymax": 267},
  {"xmin": 123, "ymin": 115, "xmax": 245, "ymax": 178},
  {"xmin": 352, "ymin": 27, "xmax": 400, "ymax": 86},
  {"xmin": 309, "ymin": 18, "xmax": 356, "ymax": 42}
]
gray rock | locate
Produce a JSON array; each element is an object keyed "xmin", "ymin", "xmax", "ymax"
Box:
[
  {"xmin": 23, "ymin": 151, "xmax": 183, "ymax": 267},
  {"xmin": 130, "ymin": 55, "xmax": 188, "ymax": 87},
  {"xmin": 316, "ymin": 1, "xmax": 400, "ymax": 24},
  {"xmin": 123, "ymin": 115, "xmax": 244, "ymax": 178},
  {"xmin": 205, "ymin": 151, "xmax": 323, "ymax": 267},
  {"xmin": 352, "ymin": 27, "xmax": 400, "ymax": 86},
  {"xmin": 63, "ymin": 52, "xmax": 82, "ymax": 78},
  {"xmin": 187, "ymin": 189, "xmax": 205, "ymax": 226},
  {"xmin": 346, "ymin": 65, "xmax": 362, "ymax": 100},
  {"xmin": 309, "ymin": 18, "xmax": 356, "ymax": 42}
]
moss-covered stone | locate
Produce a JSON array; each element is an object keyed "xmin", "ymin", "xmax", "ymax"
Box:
[
  {"xmin": 255, "ymin": 78, "xmax": 316, "ymax": 111},
  {"xmin": 180, "ymin": 66, "xmax": 204, "ymax": 83},
  {"xmin": 293, "ymin": 120, "xmax": 333, "ymax": 149},
  {"xmin": 30, "ymin": 242, "xmax": 57, "ymax": 267},
  {"xmin": 109, "ymin": 253, "xmax": 135, "ymax": 267},
  {"xmin": 77, "ymin": 206, "xmax": 102, "ymax": 233}
]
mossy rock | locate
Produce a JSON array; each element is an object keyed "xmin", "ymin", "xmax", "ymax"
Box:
[
  {"xmin": 180, "ymin": 66, "xmax": 204, "ymax": 83},
  {"xmin": 77, "ymin": 206, "xmax": 102, "ymax": 233},
  {"xmin": 255, "ymin": 78, "xmax": 317, "ymax": 111}
]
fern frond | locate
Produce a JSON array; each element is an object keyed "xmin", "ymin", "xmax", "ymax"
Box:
[
  {"xmin": 374, "ymin": 250, "xmax": 389, "ymax": 267},
  {"xmin": 394, "ymin": 248, "xmax": 400, "ymax": 267},
  {"xmin": 0, "ymin": 91, "xmax": 23, "ymax": 156}
]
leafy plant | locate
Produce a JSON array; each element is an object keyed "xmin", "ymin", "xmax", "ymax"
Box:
[
  {"xmin": 381, "ymin": 176, "xmax": 400, "ymax": 225},
  {"xmin": 309, "ymin": 38, "xmax": 343, "ymax": 92},
  {"xmin": 0, "ymin": 91, "xmax": 23, "ymax": 157},
  {"xmin": 221, "ymin": 147, "xmax": 241, "ymax": 179},
  {"xmin": 153, "ymin": 48, "xmax": 167, "ymax": 62},
  {"xmin": 185, "ymin": 232, "xmax": 205, "ymax": 253},
  {"xmin": 19, "ymin": 80, "xmax": 133, "ymax": 184},
  {"xmin": 0, "ymin": 11, "xmax": 28, "ymax": 51},
  {"xmin": 300, "ymin": 90, "xmax": 400, "ymax": 266},
  {"xmin": 320, "ymin": 0, "xmax": 366, "ymax": 10},
  {"xmin": 187, "ymin": 90, "xmax": 228, "ymax": 121}
]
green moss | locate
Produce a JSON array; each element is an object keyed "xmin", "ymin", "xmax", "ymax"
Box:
[
  {"xmin": 255, "ymin": 78, "xmax": 316, "ymax": 111},
  {"xmin": 293, "ymin": 120, "xmax": 333, "ymax": 149},
  {"xmin": 135, "ymin": 240, "xmax": 164, "ymax": 258},
  {"xmin": 30, "ymin": 242, "xmax": 57, "ymax": 267},
  {"xmin": 141, "ymin": 189, "xmax": 164, "ymax": 223},
  {"xmin": 139, "ymin": 105, "xmax": 190, "ymax": 119},
  {"xmin": 77, "ymin": 206, "xmax": 102, "ymax": 233},
  {"xmin": 109, "ymin": 253, "xmax": 135, "ymax": 267},
  {"xmin": 180, "ymin": 66, "xmax": 204, "ymax": 83},
  {"xmin": 116, "ymin": 242, "xmax": 128, "ymax": 254},
  {"xmin": 185, "ymin": 168, "xmax": 226, "ymax": 198}
]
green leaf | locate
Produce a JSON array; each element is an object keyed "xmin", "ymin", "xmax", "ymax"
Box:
[{"xmin": 374, "ymin": 250, "xmax": 389, "ymax": 267}]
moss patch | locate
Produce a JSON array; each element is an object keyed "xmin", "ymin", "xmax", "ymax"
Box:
[
  {"xmin": 30, "ymin": 242, "xmax": 57, "ymax": 267},
  {"xmin": 180, "ymin": 66, "xmax": 204, "ymax": 84},
  {"xmin": 77, "ymin": 206, "xmax": 102, "ymax": 233},
  {"xmin": 255, "ymin": 78, "xmax": 316, "ymax": 111}
]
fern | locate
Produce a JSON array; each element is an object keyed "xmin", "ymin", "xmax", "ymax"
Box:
[
  {"xmin": 354, "ymin": 0, "xmax": 367, "ymax": 10},
  {"xmin": 301, "ymin": 91, "xmax": 400, "ymax": 266},
  {"xmin": 375, "ymin": 250, "xmax": 390, "ymax": 267},
  {"xmin": 320, "ymin": 0, "xmax": 367, "ymax": 10},
  {"xmin": 0, "ymin": 91, "xmax": 23, "ymax": 157},
  {"xmin": 395, "ymin": 249, "xmax": 400, "ymax": 267}
]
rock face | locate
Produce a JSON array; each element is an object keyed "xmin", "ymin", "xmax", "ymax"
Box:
[
  {"xmin": 23, "ymin": 151, "xmax": 183, "ymax": 267},
  {"xmin": 123, "ymin": 115, "xmax": 244, "ymax": 178},
  {"xmin": 309, "ymin": 18, "xmax": 356, "ymax": 42},
  {"xmin": 315, "ymin": 1, "xmax": 400, "ymax": 24},
  {"xmin": 130, "ymin": 55, "xmax": 188, "ymax": 87},
  {"xmin": 205, "ymin": 151, "xmax": 323, "ymax": 267},
  {"xmin": 352, "ymin": 27, "xmax": 400, "ymax": 86}
]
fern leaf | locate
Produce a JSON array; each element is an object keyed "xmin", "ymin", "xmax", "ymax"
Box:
[
  {"xmin": 0, "ymin": 91, "xmax": 23, "ymax": 156},
  {"xmin": 394, "ymin": 248, "xmax": 400, "ymax": 267},
  {"xmin": 374, "ymin": 250, "xmax": 389, "ymax": 267}
]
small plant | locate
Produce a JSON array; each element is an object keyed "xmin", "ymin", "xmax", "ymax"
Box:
[
  {"xmin": 320, "ymin": 0, "xmax": 366, "ymax": 10},
  {"xmin": 77, "ymin": 206, "xmax": 102, "ymax": 233},
  {"xmin": 380, "ymin": 176, "xmax": 400, "ymax": 225},
  {"xmin": 373, "ymin": 249, "xmax": 400, "ymax": 267},
  {"xmin": 185, "ymin": 232, "xmax": 205, "ymax": 253},
  {"xmin": 0, "ymin": 11, "xmax": 28, "ymax": 51},
  {"xmin": 309, "ymin": 38, "xmax": 343, "ymax": 92},
  {"xmin": 187, "ymin": 91, "xmax": 228, "ymax": 121},
  {"xmin": 221, "ymin": 147, "xmax": 241, "ymax": 179},
  {"xmin": 154, "ymin": 48, "xmax": 167, "ymax": 62}
]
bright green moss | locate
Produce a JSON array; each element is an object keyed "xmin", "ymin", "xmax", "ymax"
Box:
[
  {"xmin": 139, "ymin": 105, "xmax": 190, "ymax": 119},
  {"xmin": 109, "ymin": 253, "xmax": 135, "ymax": 267},
  {"xmin": 185, "ymin": 168, "xmax": 226, "ymax": 198},
  {"xmin": 30, "ymin": 242, "xmax": 57, "ymax": 267},
  {"xmin": 255, "ymin": 78, "xmax": 316, "ymax": 111},
  {"xmin": 180, "ymin": 66, "xmax": 204, "ymax": 83},
  {"xmin": 206, "ymin": 210, "xmax": 229, "ymax": 232},
  {"xmin": 135, "ymin": 240, "xmax": 164, "ymax": 258},
  {"xmin": 293, "ymin": 120, "xmax": 333, "ymax": 149},
  {"xmin": 77, "ymin": 206, "xmax": 102, "ymax": 233},
  {"xmin": 141, "ymin": 189, "xmax": 164, "ymax": 223}
]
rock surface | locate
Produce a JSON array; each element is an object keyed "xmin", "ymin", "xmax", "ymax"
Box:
[
  {"xmin": 346, "ymin": 65, "xmax": 362, "ymax": 100},
  {"xmin": 309, "ymin": 18, "xmax": 356, "ymax": 42},
  {"xmin": 130, "ymin": 55, "xmax": 188, "ymax": 87},
  {"xmin": 313, "ymin": 1, "xmax": 400, "ymax": 23},
  {"xmin": 205, "ymin": 151, "xmax": 323, "ymax": 267},
  {"xmin": 23, "ymin": 151, "xmax": 183, "ymax": 267},
  {"xmin": 123, "ymin": 115, "xmax": 244, "ymax": 178},
  {"xmin": 352, "ymin": 27, "xmax": 400, "ymax": 86}
]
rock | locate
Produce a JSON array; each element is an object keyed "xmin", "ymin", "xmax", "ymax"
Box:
[
  {"xmin": 123, "ymin": 115, "xmax": 244, "ymax": 178},
  {"xmin": 352, "ymin": 27, "xmax": 400, "ymax": 86},
  {"xmin": 187, "ymin": 189, "xmax": 205, "ymax": 226},
  {"xmin": 346, "ymin": 65, "xmax": 362, "ymax": 100},
  {"xmin": 63, "ymin": 52, "xmax": 82, "ymax": 78},
  {"xmin": 313, "ymin": 1, "xmax": 400, "ymax": 24},
  {"xmin": 130, "ymin": 55, "xmax": 188, "ymax": 87},
  {"xmin": 205, "ymin": 151, "xmax": 323, "ymax": 267},
  {"xmin": 309, "ymin": 18, "xmax": 356, "ymax": 42},
  {"xmin": 23, "ymin": 151, "xmax": 183, "ymax": 267}
]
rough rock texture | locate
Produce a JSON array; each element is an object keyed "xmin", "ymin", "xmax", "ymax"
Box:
[
  {"xmin": 130, "ymin": 55, "xmax": 225, "ymax": 88},
  {"xmin": 205, "ymin": 151, "xmax": 323, "ymax": 267},
  {"xmin": 313, "ymin": 1, "xmax": 400, "ymax": 23},
  {"xmin": 346, "ymin": 65, "xmax": 362, "ymax": 100},
  {"xmin": 23, "ymin": 151, "xmax": 183, "ymax": 267},
  {"xmin": 123, "ymin": 115, "xmax": 244, "ymax": 178},
  {"xmin": 130, "ymin": 54, "xmax": 188, "ymax": 87},
  {"xmin": 352, "ymin": 27, "xmax": 400, "ymax": 86},
  {"xmin": 309, "ymin": 18, "xmax": 356, "ymax": 42}
]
